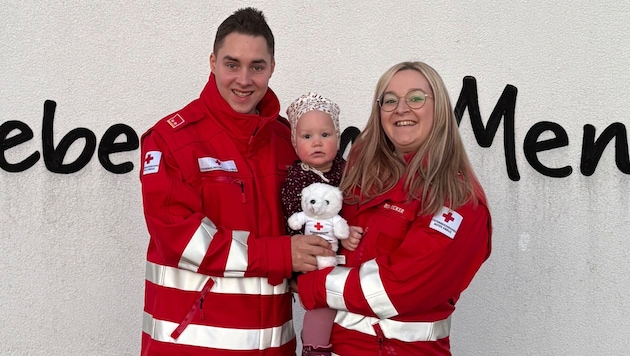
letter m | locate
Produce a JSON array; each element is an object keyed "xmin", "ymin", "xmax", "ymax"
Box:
[{"xmin": 454, "ymin": 76, "xmax": 520, "ymax": 181}]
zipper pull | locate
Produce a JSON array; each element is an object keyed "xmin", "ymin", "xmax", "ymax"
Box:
[
  {"xmin": 199, "ymin": 298, "xmax": 205, "ymax": 320},
  {"xmin": 248, "ymin": 126, "xmax": 259, "ymax": 145},
  {"xmin": 234, "ymin": 179, "xmax": 246, "ymax": 203}
]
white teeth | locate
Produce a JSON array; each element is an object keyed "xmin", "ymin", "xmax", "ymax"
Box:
[
  {"xmin": 233, "ymin": 90, "xmax": 251, "ymax": 97},
  {"xmin": 395, "ymin": 121, "xmax": 415, "ymax": 126}
]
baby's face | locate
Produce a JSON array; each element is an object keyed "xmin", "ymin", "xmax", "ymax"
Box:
[{"xmin": 294, "ymin": 110, "xmax": 338, "ymax": 172}]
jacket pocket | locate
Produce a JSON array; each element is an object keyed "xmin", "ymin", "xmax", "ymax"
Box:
[
  {"xmin": 373, "ymin": 208, "xmax": 412, "ymax": 256},
  {"xmin": 200, "ymin": 175, "xmax": 249, "ymax": 227}
]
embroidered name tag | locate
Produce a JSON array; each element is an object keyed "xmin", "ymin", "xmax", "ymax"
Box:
[
  {"xmin": 429, "ymin": 207, "xmax": 463, "ymax": 239},
  {"xmin": 383, "ymin": 203, "xmax": 405, "ymax": 214},
  {"xmin": 198, "ymin": 157, "xmax": 238, "ymax": 172},
  {"xmin": 143, "ymin": 151, "xmax": 162, "ymax": 175}
]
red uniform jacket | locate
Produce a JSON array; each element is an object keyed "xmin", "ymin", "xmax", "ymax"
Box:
[
  {"xmin": 298, "ymin": 177, "xmax": 492, "ymax": 356},
  {"xmin": 140, "ymin": 74, "xmax": 298, "ymax": 355}
]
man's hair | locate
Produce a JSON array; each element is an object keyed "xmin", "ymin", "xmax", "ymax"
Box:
[{"xmin": 213, "ymin": 7, "xmax": 275, "ymax": 57}]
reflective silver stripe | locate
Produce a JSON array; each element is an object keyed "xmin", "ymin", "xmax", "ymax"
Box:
[
  {"xmin": 335, "ymin": 311, "xmax": 451, "ymax": 342},
  {"xmin": 224, "ymin": 230, "xmax": 249, "ymax": 277},
  {"xmin": 143, "ymin": 312, "xmax": 295, "ymax": 350},
  {"xmin": 146, "ymin": 261, "xmax": 211, "ymax": 291},
  {"xmin": 359, "ymin": 259, "xmax": 398, "ymax": 319},
  {"xmin": 325, "ymin": 266, "xmax": 351, "ymax": 311},
  {"xmin": 146, "ymin": 262, "xmax": 289, "ymax": 295},
  {"xmin": 179, "ymin": 217, "xmax": 217, "ymax": 272}
]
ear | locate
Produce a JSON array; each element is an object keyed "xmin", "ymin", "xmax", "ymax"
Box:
[
  {"xmin": 269, "ymin": 58, "xmax": 275, "ymax": 78},
  {"xmin": 210, "ymin": 53, "xmax": 217, "ymax": 73}
]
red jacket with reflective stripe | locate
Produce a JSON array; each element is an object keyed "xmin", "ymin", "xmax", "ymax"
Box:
[
  {"xmin": 140, "ymin": 74, "xmax": 298, "ymax": 355},
  {"xmin": 298, "ymin": 177, "xmax": 492, "ymax": 356}
]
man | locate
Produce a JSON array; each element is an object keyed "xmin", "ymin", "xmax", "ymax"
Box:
[{"xmin": 139, "ymin": 8, "xmax": 333, "ymax": 355}]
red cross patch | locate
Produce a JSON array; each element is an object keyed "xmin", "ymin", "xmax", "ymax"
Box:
[
  {"xmin": 429, "ymin": 207, "xmax": 463, "ymax": 239},
  {"xmin": 143, "ymin": 151, "xmax": 162, "ymax": 175}
]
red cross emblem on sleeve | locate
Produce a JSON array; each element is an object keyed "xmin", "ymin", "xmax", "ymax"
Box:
[
  {"xmin": 430, "ymin": 207, "xmax": 463, "ymax": 239},
  {"xmin": 143, "ymin": 151, "xmax": 162, "ymax": 175}
]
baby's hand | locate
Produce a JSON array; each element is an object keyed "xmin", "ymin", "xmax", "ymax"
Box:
[{"xmin": 341, "ymin": 226, "xmax": 364, "ymax": 251}]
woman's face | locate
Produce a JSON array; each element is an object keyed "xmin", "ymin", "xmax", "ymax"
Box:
[{"xmin": 379, "ymin": 69, "xmax": 434, "ymax": 157}]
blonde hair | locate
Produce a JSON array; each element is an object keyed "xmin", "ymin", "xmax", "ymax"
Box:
[{"xmin": 341, "ymin": 61, "xmax": 485, "ymax": 215}]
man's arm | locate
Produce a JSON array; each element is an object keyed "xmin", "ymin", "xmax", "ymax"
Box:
[{"xmin": 141, "ymin": 129, "xmax": 298, "ymax": 284}]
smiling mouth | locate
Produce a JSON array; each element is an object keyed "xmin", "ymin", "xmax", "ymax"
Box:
[
  {"xmin": 233, "ymin": 89, "xmax": 252, "ymax": 97},
  {"xmin": 395, "ymin": 120, "xmax": 416, "ymax": 127}
]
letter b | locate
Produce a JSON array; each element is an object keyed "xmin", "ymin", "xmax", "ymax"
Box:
[{"xmin": 42, "ymin": 100, "xmax": 96, "ymax": 174}]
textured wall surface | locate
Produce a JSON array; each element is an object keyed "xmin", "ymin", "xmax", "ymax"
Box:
[{"xmin": 2, "ymin": 1, "xmax": 629, "ymax": 355}]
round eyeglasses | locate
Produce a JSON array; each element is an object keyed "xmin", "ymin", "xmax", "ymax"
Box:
[{"xmin": 377, "ymin": 89, "xmax": 433, "ymax": 112}]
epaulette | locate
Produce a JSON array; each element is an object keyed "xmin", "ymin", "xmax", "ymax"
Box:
[{"xmin": 156, "ymin": 103, "xmax": 205, "ymax": 134}]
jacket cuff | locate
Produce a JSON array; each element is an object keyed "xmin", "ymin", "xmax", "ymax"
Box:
[
  {"xmin": 265, "ymin": 236, "xmax": 292, "ymax": 286},
  {"xmin": 297, "ymin": 268, "xmax": 329, "ymax": 310}
]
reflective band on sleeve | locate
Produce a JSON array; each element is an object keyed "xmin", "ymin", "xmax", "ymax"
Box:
[
  {"xmin": 335, "ymin": 311, "xmax": 451, "ymax": 342},
  {"xmin": 145, "ymin": 262, "xmax": 289, "ymax": 295},
  {"xmin": 146, "ymin": 261, "xmax": 211, "ymax": 291},
  {"xmin": 359, "ymin": 259, "xmax": 398, "ymax": 319},
  {"xmin": 143, "ymin": 312, "xmax": 295, "ymax": 350},
  {"xmin": 224, "ymin": 230, "xmax": 249, "ymax": 277},
  {"xmin": 325, "ymin": 266, "xmax": 351, "ymax": 311},
  {"xmin": 179, "ymin": 217, "xmax": 217, "ymax": 272}
]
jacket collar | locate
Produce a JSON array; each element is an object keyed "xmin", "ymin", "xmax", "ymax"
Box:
[{"xmin": 199, "ymin": 73, "xmax": 281, "ymax": 152}]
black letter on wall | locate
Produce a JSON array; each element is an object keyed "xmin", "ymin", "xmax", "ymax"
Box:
[
  {"xmin": 42, "ymin": 100, "xmax": 97, "ymax": 174},
  {"xmin": 0, "ymin": 120, "xmax": 41, "ymax": 172},
  {"xmin": 340, "ymin": 126, "xmax": 360, "ymax": 157},
  {"xmin": 524, "ymin": 121, "xmax": 572, "ymax": 177},
  {"xmin": 581, "ymin": 123, "xmax": 630, "ymax": 176},
  {"xmin": 98, "ymin": 124, "xmax": 140, "ymax": 174},
  {"xmin": 454, "ymin": 76, "xmax": 519, "ymax": 181}
]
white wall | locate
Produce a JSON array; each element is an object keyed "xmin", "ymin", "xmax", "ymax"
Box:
[{"xmin": 2, "ymin": 1, "xmax": 629, "ymax": 355}]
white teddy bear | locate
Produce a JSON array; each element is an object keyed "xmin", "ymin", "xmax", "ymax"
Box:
[{"xmin": 288, "ymin": 182, "xmax": 350, "ymax": 269}]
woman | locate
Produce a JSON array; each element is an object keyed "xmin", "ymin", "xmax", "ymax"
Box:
[{"xmin": 297, "ymin": 61, "xmax": 492, "ymax": 355}]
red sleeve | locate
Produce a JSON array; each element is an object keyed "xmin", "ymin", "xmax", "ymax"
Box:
[
  {"xmin": 140, "ymin": 129, "xmax": 291, "ymax": 284},
  {"xmin": 298, "ymin": 200, "xmax": 491, "ymax": 317}
]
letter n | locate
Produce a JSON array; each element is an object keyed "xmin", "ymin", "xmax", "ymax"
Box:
[{"xmin": 581, "ymin": 123, "xmax": 630, "ymax": 176}]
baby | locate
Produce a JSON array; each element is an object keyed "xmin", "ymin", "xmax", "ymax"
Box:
[{"xmin": 282, "ymin": 92, "xmax": 345, "ymax": 356}]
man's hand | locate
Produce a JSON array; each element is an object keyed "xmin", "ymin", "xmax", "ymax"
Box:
[
  {"xmin": 341, "ymin": 226, "xmax": 364, "ymax": 251},
  {"xmin": 291, "ymin": 234, "xmax": 334, "ymax": 272}
]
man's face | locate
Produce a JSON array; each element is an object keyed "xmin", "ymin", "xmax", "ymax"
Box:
[{"xmin": 210, "ymin": 32, "xmax": 275, "ymax": 114}]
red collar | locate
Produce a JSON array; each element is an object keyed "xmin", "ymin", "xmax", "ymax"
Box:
[{"xmin": 199, "ymin": 73, "xmax": 281, "ymax": 150}]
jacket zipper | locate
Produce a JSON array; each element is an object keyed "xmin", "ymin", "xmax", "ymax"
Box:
[
  {"xmin": 375, "ymin": 323, "xmax": 384, "ymax": 356},
  {"xmin": 352, "ymin": 226, "xmax": 368, "ymax": 266},
  {"xmin": 203, "ymin": 176, "xmax": 246, "ymax": 203},
  {"xmin": 248, "ymin": 126, "xmax": 259, "ymax": 145},
  {"xmin": 233, "ymin": 178, "xmax": 246, "ymax": 203}
]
